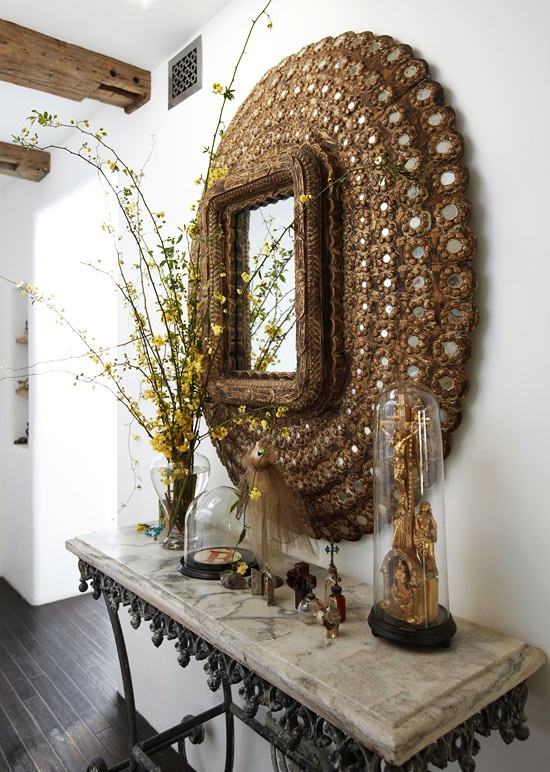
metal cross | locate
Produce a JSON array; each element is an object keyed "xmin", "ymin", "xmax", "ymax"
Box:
[{"xmin": 325, "ymin": 538, "xmax": 339, "ymax": 568}]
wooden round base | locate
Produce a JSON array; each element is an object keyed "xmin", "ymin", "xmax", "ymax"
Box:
[{"xmin": 368, "ymin": 604, "xmax": 457, "ymax": 647}]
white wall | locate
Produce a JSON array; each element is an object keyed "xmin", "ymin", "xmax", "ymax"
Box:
[
  {"xmin": 0, "ymin": 149, "xmax": 118, "ymax": 603},
  {"xmin": 114, "ymin": 1, "xmax": 550, "ymax": 768},
  {"xmin": 0, "ymin": 181, "xmax": 32, "ymax": 584},
  {"xmin": 0, "ymin": 0, "xmax": 548, "ymax": 768}
]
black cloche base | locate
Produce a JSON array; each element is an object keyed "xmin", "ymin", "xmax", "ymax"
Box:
[
  {"xmin": 368, "ymin": 604, "xmax": 457, "ymax": 648},
  {"xmin": 178, "ymin": 548, "xmax": 257, "ymax": 580}
]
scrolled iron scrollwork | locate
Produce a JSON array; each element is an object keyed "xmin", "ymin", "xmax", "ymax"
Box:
[
  {"xmin": 238, "ymin": 669, "xmax": 273, "ymax": 718},
  {"xmin": 275, "ymin": 698, "xmax": 323, "ymax": 752},
  {"xmin": 395, "ymin": 682, "xmax": 530, "ymax": 772},
  {"xmin": 129, "ymin": 596, "xmax": 145, "ymax": 629},
  {"xmin": 149, "ymin": 609, "xmax": 173, "ymax": 646},
  {"xmin": 227, "ymin": 657, "xmax": 249, "ymax": 686},
  {"xmin": 175, "ymin": 620, "xmax": 204, "ymax": 654},
  {"xmin": 174, "ymin": 626, "xmax": 198, "ymax": 668},
  {"xmin": 205, "ymin": 648, "xmax": 232, "ymax": 692},
  {"xmin": 478, "ymin": 681, "xmax": 529, "ymax": 744},
  {"xmin": 320, "ymin": 725, "xmax": 383, "ymax": 772}
]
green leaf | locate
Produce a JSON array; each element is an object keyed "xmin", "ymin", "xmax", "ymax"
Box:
[{"xmin": 236, "ymin": 526, "xmax": 247, "ymax": 547}]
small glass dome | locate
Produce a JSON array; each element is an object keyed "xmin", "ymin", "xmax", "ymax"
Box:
[
  {"xmin": 178, "ymin": 486, "xmax": 257, "ymax": 580},
  {"xmin": 368, "ymin": 380, "xmax": 456, "ymax": 646}
]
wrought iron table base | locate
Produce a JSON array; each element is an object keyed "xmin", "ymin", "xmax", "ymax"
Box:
[{"xmin": 78, "ymin": 560, "xmax": 531, "ymax": 772}]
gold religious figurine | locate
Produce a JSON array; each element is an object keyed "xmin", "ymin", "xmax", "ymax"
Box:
[
  {"xmin": 369, "ymin": 382, "xmax": 456, "ymax": 646},
  {"xmin": 379, "ymin": 395, "xmax": 439, "ymax": 627}
]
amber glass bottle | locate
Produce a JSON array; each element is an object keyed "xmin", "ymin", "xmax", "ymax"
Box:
[{"xmin": 329, "ymin": 582, "xmax": 346, "ymax": 623}]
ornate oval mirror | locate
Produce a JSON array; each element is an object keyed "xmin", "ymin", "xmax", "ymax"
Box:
[{"xmin": 200, "ymin": 30, "xmax": 477, "ymax": 541}]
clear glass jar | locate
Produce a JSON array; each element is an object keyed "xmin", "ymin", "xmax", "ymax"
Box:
[
  {"xmin": 178, "ymin": 486, "xmax": 257, "ymax": 579},
  {"xmin": 368, "ymin": 380, "xmax": 456, "ymax": 646},
  {"xmin": 150, "ymin": 451, "xmax": 210, "ymax": 550},
  {"xmin": 297, "ymin": 589, "xmax": 325, "ymax": 625}
]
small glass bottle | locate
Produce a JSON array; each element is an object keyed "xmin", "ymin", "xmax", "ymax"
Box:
[
  {"xmin": 329, "ymin": 581, "xmax": 346, "ymax": 623},
  {"xmin": 297, "ymin": 583, "xmax": 324, "ymax": 625},
  {"xmin": 323, "ymin": 596, "xmax": 341, "ymax": 638},
  {"xmin": 324, "ymin": 563, "xmax": 338, "ymax": 605}
]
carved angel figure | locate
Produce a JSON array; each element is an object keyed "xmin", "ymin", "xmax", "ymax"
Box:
[{"xmin": 413, "ymin": 501, "xmax": 438, "ymax": 576}]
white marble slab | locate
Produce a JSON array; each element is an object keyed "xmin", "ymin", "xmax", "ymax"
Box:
[{"xmin": 66, "ymin": 527, "xmax": 546, "ymax": 765}]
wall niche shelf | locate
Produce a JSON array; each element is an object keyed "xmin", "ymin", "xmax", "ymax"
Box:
[
  {"xmin": 12, "ymin": 316, "xmax": 29, "ymax": 443},
  {"xmin": 15, "ymin": 320, "xmax": 28, "ymax": 345}
]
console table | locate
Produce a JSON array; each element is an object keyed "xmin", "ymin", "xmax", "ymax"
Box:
[{"xmin": 66, "ymin": 527, "xmax": 546, "ymax": 772}]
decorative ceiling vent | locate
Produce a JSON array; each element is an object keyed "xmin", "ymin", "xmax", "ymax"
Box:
[{"xmin": 168, "ymin": 36, "xmax": 202, "ymax": 109}]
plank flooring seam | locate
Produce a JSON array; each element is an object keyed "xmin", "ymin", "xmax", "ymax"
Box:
[{"xmin": 0, "ymin": 578, "xmax": 182, "ymax": 772}]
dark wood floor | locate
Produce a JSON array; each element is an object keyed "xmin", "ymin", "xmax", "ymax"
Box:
[{"xmin": 0, "ymin": 577, "xmax": 182, "ymax": 771}]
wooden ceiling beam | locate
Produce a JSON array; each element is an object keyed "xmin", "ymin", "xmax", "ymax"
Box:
[
  {"xmin": 0, "ymin": 19, "xmax": 151, "ymax": 114},
  {"xmin": 0, "ymin": 141, "xmax": 50, "ymax": 182}
]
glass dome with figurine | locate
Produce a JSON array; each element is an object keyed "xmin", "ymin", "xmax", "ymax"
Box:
[
  {"xmin": 368, "ymin": 381, "xmax": 456, "ymax": 646},
  {"xmin": 178, "ymin": 485, "xmax": 257, "ymax": 580}
]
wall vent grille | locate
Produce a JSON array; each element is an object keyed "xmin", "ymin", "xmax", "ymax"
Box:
[{"xmin": 168, "ymin": 36, "xmax": 202, "ymax": 109}]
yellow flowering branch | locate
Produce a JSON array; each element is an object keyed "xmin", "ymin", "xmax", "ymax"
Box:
[{"xmin": 7, "ymin": 0, "xmax": 278, "ymax": 477}]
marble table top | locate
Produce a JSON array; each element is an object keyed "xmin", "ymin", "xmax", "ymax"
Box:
[{"xmin": 66, "ymin": 527, "xmax": 546, "ymax": 766}]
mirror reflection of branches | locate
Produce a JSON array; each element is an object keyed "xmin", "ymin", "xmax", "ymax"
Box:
[{"xmin": 235, "ymin": 197, "xmax": 296, "ymax": 373}]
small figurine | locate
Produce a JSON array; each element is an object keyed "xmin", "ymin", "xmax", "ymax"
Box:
[
  {"xmin": 414, "ymin": 502, "xmax": 438, "ymax": 576},
  {"xmin": 250, "ymin": 568, "xmax": 262, "ymax": 596},
  {"xmin": 286, "ymin": 561, "xmax": 317, "ymax": 608},
  {"xmin": 317, "ymin": 596, "xmax": 342, "ymax": 638},
  {"xmin": 251, "ymin": 565, "xmax": 275, "ymax": 605}
]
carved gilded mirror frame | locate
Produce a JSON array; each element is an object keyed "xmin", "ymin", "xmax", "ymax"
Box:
[
  {"xmin": 201, "ymin": 30, "xmax": 477, "ymax": 541},
  {"xmin": 201, "ymin": 143, "xmax": 344, "ymax": 413}
]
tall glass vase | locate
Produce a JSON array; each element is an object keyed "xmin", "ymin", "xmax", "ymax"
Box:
[{"xmin": 150, "ymin": 452, "xmax": 210, "ymax": 550}]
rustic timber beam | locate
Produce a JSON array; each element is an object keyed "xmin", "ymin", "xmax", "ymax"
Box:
[
  {"xmin": 0, "ymin": 141, "xmax": 50, "ymax": 181},
  {"xmin": 0, "ymin": 19, "xmax": 151, "ymax": 114}
]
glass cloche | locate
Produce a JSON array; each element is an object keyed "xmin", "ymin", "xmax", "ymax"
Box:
[
  {"xmin": 368, "ymin": 381, "xmax": 456, "ymax": 646},
  {"xmin": 178, "ymin": 485, "xmax": 257, "ymax": 580}
]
